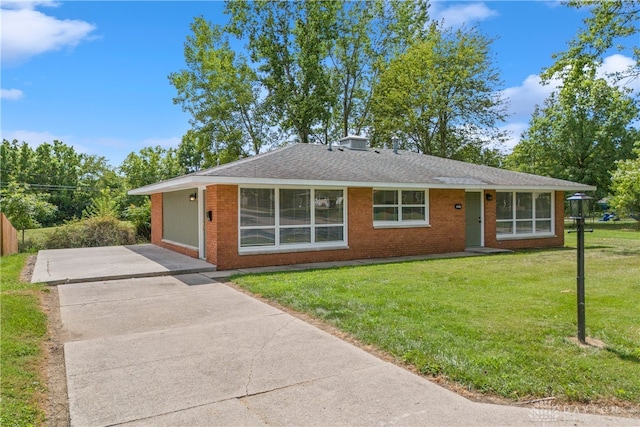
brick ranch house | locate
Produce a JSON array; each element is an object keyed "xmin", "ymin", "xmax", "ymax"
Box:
[{"xmin": 129, "ymin": 136, "xmax": 595, "ymax": 271}]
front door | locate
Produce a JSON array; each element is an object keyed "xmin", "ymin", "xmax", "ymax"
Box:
[{"xmin": 465, "ymin": 192, "xmax": 482, "ymax": 247}]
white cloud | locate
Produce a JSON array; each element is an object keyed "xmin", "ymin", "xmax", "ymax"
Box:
[
  {"xmin": 598, "ymin": 54, "xmax": 639, "ymax": 93},
  {"xmin": 0, "ymin": 88, "xmax": 24, "ymax": 100},
  {"xmin": 430, "ymin": 2, "xmax": 499, "ymax": 27},
  {"xmin": 1, "ymin": 1, "xmax": 96, "ymax": 66},
  {"xmin": 1, "ymin": 1, "xmax": 58, "ymax": 10},
  {"xmin": 500, "ymin": 74, "xmax": 560, "ymax": 121},
  {"xmin": 499, "ymin": 122, "xmax": 529, "ymax": 152},
  {"xmin": 0, "ymin": 129, "xmax": 69, "ymax": 144},
  {"xmin": 498, "ymin": 75, "xmax": 561, "ymax": 152},
  {"xmin": 599, "ymin": 54, "xmax": 635, "ymax": 75}
]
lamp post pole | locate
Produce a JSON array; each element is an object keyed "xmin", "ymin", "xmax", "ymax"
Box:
[
  {"xmin": 567, "ymin": 192, "xmax": 593, "ymax": 345},
  {"xmin": 576, "ymin": 212, "xmax": 586, "ymax": 344}
]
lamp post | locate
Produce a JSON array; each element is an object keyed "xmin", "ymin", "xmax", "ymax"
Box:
[{"xmin": 567, "ymin": 192, "xmax": 593, "ymax": 344}]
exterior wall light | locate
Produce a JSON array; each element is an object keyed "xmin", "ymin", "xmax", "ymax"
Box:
[
  {"xmin": 485, "ymin": 193, "xmax": 493, "ymax": 201},
  {"xmin": 189, "ymin": 192, "xmax": 197, "ymax": 202}
]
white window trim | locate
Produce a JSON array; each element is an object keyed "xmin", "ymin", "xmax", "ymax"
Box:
[
  {"xmin": 496, "ymin": 191, "xmax": 555, "ymax": 240},
  {"xmin": 238, "ymin": 186, "xmax": 348, "ymax": 254},
  {"xmin": 373, "ymin": 188, "xmax": 430, "ymax": 228}
]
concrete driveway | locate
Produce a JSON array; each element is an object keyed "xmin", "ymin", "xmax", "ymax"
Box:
[{"xmin": 44, "ymin": 246, "xmax": 638, "ymax": 426}]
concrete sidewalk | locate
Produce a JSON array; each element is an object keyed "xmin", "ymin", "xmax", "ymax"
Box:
[{"xmin": 58, "ymin": 274, "xmax": 637, "ymax": 426}]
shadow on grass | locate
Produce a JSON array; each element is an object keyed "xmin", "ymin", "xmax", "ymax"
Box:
[
  {"xmin": 512, "ymin": 247, "xmax": 574, "ymax": 255},
  {"xmin": 605, "ymin": 347, "xmax": 640, "ymax": 364}
]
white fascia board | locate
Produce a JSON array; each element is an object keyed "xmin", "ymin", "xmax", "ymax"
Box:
[
  {"xmin": 128, "ymin": 175, "xmax": 596, "ymax": 194},
  {"xmin": 486, "ymin": 184, "xmax": 597, "ymax": 192},
  {"xmin": 127, "ymin": 176, "xmax": 214, "ymax": 195}
]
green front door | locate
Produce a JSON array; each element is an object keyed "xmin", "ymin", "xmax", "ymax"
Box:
[{"xmin": 465, "ymin": 192, "xmax": 482, "ymax": 247}]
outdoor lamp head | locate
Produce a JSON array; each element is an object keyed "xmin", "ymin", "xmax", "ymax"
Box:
[{"xmin": 567, "ymin": 193, "xmax": 593, "ymax": 219}]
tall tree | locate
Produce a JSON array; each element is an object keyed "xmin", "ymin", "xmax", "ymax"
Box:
[
  {"xmin": 371, "ymin": 23, "xmax": 507, "ymax": 164},
  {"xmin": 328, "ymin": 1, "xmax": 374, "ymax": 139},
  {"xmin": 171, "ymin": 1, "xmax": 432, "ymax": 151},
  {"xmin": 506, "ymin": 74, "xmax": 637, "ymax": 197},
  {"xmin": 169, "ymin": 17, "xmax": 272, "ymax": 161},
  {"xmin": 119, "ymin": 146, "xmax": 183, "ymax": 191},
  {"xmin": 176, "ymin": 129, "xmax": 207, "ymax": 173},
  {"xmin": 1, "ymin": 140, "xmax": 34, "ymax": 186},
  {"xmin": 509, "ymin": 1, "xmax": 638, "ymax": 196},
  {"xmin": 328, "ymin": 0, "xmax": 430, "ymax": 139},
  {"xmin": 227, "ymin": 0, "xmax": 339, "ymax": 145},
  {"xmin": 543, "ymin": 0, "xmax": 639, "ymax": 83}
]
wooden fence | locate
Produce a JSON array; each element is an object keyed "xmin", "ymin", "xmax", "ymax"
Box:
[{"xmin": 1, "ymin": 213, "xmax": 18, "ymax": 256}]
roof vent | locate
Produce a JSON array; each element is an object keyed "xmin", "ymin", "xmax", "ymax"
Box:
[{"xmin": 337, "ymin": 135, "xmax": 369, "ymax": 151}]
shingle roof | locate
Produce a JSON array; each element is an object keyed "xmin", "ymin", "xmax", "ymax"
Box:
[{"xmin": 129, "ymin": 143, "xmax": 595, "ymax": 194}]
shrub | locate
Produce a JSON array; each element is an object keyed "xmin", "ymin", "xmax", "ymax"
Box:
[
  {"xmin": 42, "ymin": 216, "xmax": 136, "ymax": 249},
  {"xmin": 123, "ymin": 199, "xmax": 151, "ymax": 241}
]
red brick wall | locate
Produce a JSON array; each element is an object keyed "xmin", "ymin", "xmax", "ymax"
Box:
[
  {"xmin": 204, "ymin": 184, "xmax": 238, "ymax": 266},
  {"xmin": 484, "ymin": 190, "xmax": 565, "ymax": 250},
  {"xmin": 157, "ymin": 241, "xmax": 199, "ymax": 258},
  {"xmin": 210, "ymin": 186, "xmax": 468, "ymax": 271},
  {"xmin": 150, "ymin": 193, "xmax": 163, "ymax": 245},
  {"xmin": 150, "ymin": 187, "xmax": 566, "ymax": 269}
]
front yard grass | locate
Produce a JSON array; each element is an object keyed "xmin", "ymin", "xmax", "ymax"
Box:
[
  {"xmin": 233, "ymin": 225, "xmax": 640, "ymax": 407},
  {"xmin": 0, "ymin": 254, "xmax": 47, "ymax": 426}
]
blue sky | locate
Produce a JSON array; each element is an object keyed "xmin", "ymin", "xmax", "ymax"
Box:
[{"xmin": 1, "ymin": 1, "xmax": 637, "ymax": 168}]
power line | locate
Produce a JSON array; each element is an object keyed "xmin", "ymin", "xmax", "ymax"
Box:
[{"xmin": 0, "ymin": 182, "xmax": 103, "ymax": 192}]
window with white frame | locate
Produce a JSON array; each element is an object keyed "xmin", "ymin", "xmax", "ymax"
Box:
[
  {"xmin": 239, "ymin": 187, "xmax": 345, "ymax": 250},
  {"xmin": 496, "ymin": 191, "xmax": 553, "ymax": 238},
  {"xmin": 373, "ymin": 189, "xmax": 428, "ymax": 226}
]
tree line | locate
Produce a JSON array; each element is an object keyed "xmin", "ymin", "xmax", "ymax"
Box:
[
  {"xmin": 1, "ymin": 0, "xmax": 638, "ymax": 237},
  {"xmin": 0, "ymin": 140, "xmax": 184, "ymax": 237}
]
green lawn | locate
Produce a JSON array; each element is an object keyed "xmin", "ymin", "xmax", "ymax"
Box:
[
  {"xmin": 233, "ymin": 224, "xmax": 640, "ymax": 405},
  {"xmin": 0, "ymin": 254, "xmax": 47, "ymax": 426}
]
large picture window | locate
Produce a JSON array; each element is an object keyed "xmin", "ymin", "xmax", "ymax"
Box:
[
  {"xmin": 496, "ymin": 191, "xmax": 553, "ymax": 238},
  {"xmin": 373, "ymin": 189, "xmax": 428, "ymax": 226},
  {"xmin": 240, "ymin": 187, "xmax": 345, "ymax": 250}
]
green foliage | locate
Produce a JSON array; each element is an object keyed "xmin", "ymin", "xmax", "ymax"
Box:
[
  {"xmin": 82, "ymin": 188, "xmax": 120, "ymax": 219},
  {"xmin": 227, "ymin": 1, "xmax": 339, "ymax": 145},
  {"xmin": 1, "ymin": 139, "xmax": 121, "ymax": 226},
  {"xmin": 169, "ymin": 17, "xmax": 272, "ymax": 160},
  {"xmin": 0, "ymin": 254, "xmax": 47, "ymax": 426},
  {"xmin": 507, "ymin": 76, "xmax": 637, "ymax": 197},
  {"xmin": 234, "ymin": 227, "xmax": 640, "ymax": 404},
  {"xmin": 610, "ymin": 141, "xmax": 640, "ymax": 219},
  {"xmin": 371, "ymin": 23, "xmax": 507, "ymax": 164},
  {"xmin": 544, "ymin": 0, "xmax": 639, "ymax": 83},
  {"xmin": 0, "ymin": 182, "xmax": 57, "ymax": 239},
  {"xmin": 119, "ymin": 146, "xmax": 183, "ymax": 191},
  {"xmin": 509, "ymin": 1, "xmax": 639, "ymax": 197},
  {"xmin": 42, "ymin": 216, "xmax": 136, "ymax": 249},
  {"xmin": 123, "ymin": 198, "xmax": 151, "ymax": 240},
  {"xmin": 172, "ymin": 0, "xmax": 434, "ymax": 156}
]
